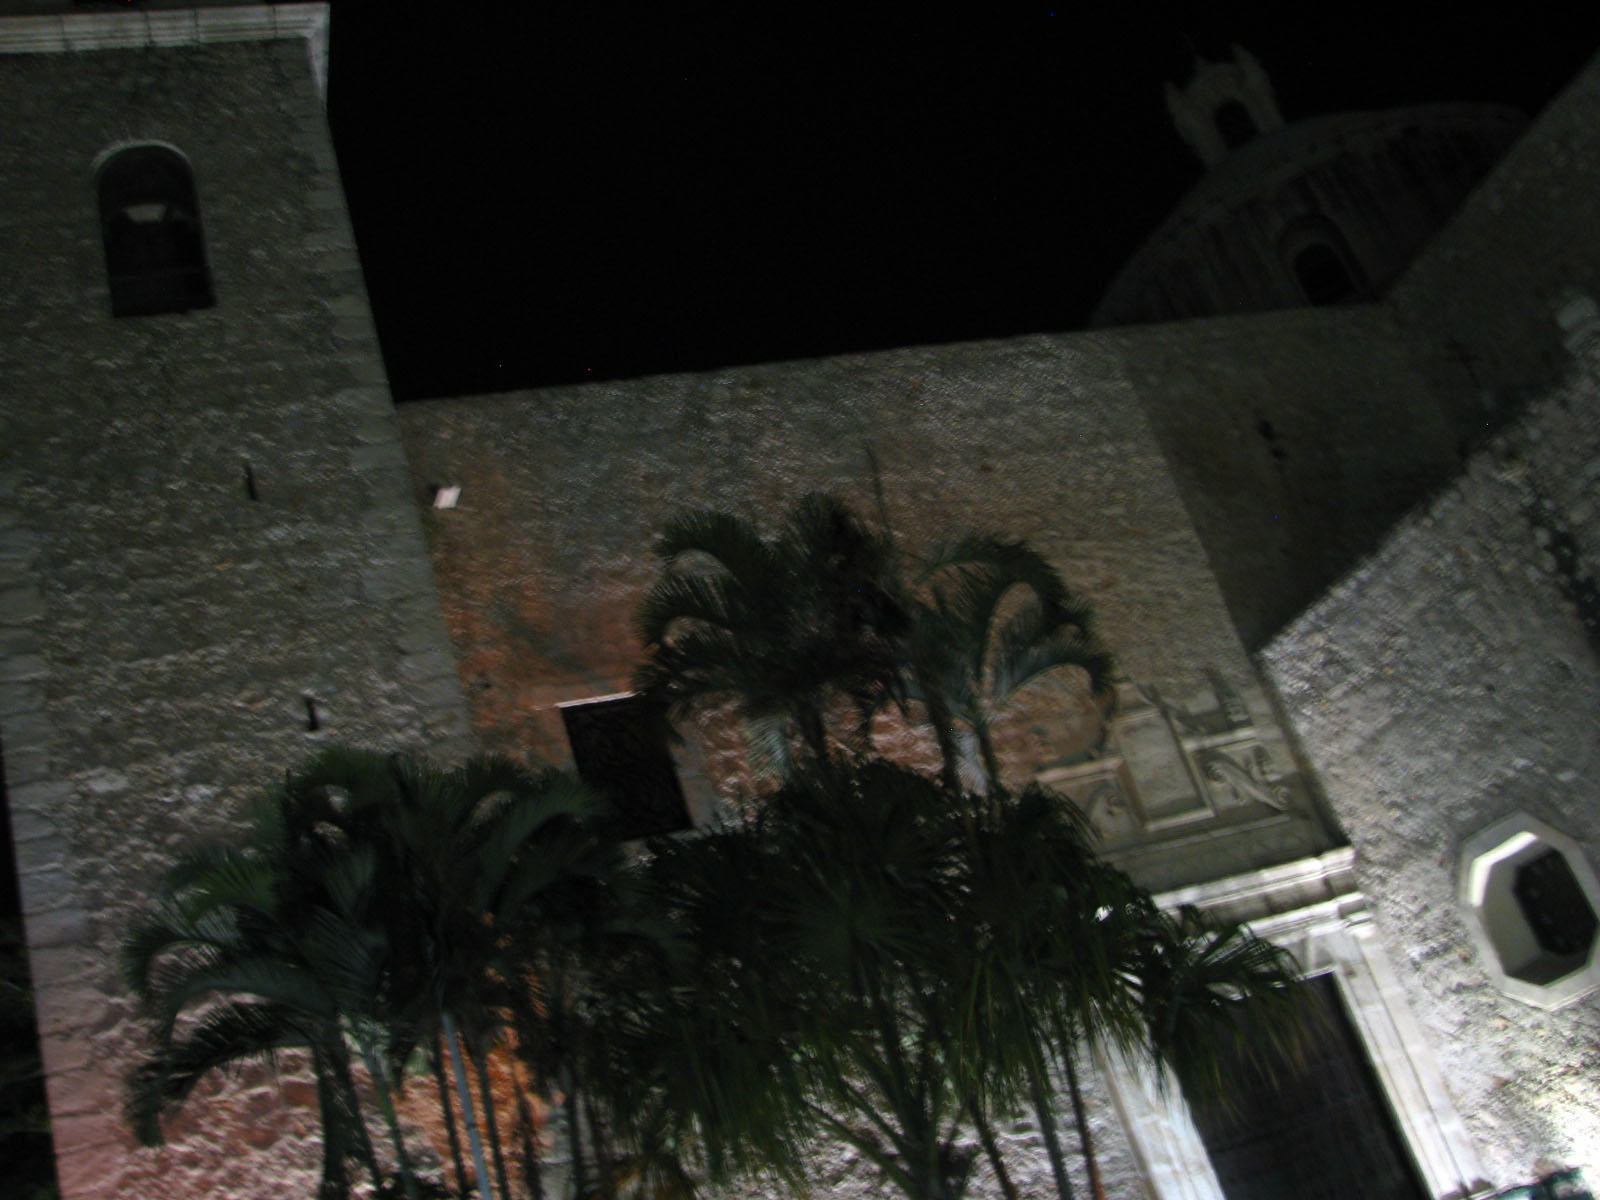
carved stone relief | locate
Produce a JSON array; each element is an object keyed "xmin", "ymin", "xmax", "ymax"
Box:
[{"xmin": 1037, "ymin": 670, "xmax": 1297, "ymax": 846}]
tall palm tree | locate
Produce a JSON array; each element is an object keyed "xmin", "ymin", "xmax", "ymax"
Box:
[
  {"xmin": 909, "ymin": 536, "xmax": 1115, "ymax": 793},
  {"xmin": 629, "ymin": 493, "xmax": 1309, "ymax": 1200},
  {"xmin": 255, "ymin": 749, "xmax": 469, "ymax": 1200},
  {"xmin": 944, "ymin": 785, "xmax": 1144, "ymax": 1200},
  {"xmin": 269, "ymin": 747, "xmax": 619, "ymax": 1200},
  {"xmin": 127, "ymin": 746, "xmax": 632, "ymax": 1200},
  {"xmin": 122, "ymin": 843, "xmax": 386, "ymax": 1200},
  {"xmin": 506, "ymin": 807, "xmax": 689, "ymax": 1199},
  {"xmin": 634, "ymin": 494, "xmax": 910, "ymax": 778},
  {"xmin": 640, "ymin": 760, "xmax": 991, "ymax": 1200},
  {"xmin": 593, "ymin": 821, "xmax": 818, "ymax": 1194},
  {"xmin": 636, "ymin": 493, "xmax": 1113, "ymax": 801},
  {"xmin": 1128, "ymin": 903, "xmax": 1306, "ymax": 1102}
]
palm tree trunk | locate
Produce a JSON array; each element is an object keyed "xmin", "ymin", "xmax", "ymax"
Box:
[
  {"xmin": 797, "ymin": 704, "xmax": 830, "ymax": 766},
  {"xmin": 974, "ymin": 719, "xmax": 1003, "ymax": 801},
  {"xmin": 325, "ymin": 1034, "xmax": 385, "ymax": 1195},
  {"xmin": 513, "ymin": 1071, "xmax": 546, "ymax": 1200},
  {"xmin": 561, "ymin": 1062, "xmax": 588, "ymax": 1200},
  {"xmin": 444, "ymin": 1012, "xmax": 498, "ymax": 1200},
  {"xmin": 583, "ymin": 1089, "xmax": 617, "ymax": 1200},
  {"xmin": 911, "ymin": 648, "xmax": 964, "ymax": 795},
  {"xmin": 1026, "ymin": 1055, "xmax": 1075, "ymax": 1200},
  {"xmin": 311, "ymin": 1047, "xmax": 353, "ymax": 1200},
  {"xmin": 1061, "ymin": 1045, "xmax": 1103, "ymax": 1200},
  {"xmin": 470, "ymin": 1040, "xmax": 515, "ymax": 1200},
  {"xmin": 967, "ymin": 1102, "xmax": 1019, "ymax": 1200},
  {"xmin": 864, "ymin": 447, "xmax": 964, "ymax": 799},
  {"xmin": 431, "ymin": 1035, "xmax": 471, "ymax": 1199},
  {"xmin": 361, "ymin": 1045, "xmax": 421, "ymax": 1200}
]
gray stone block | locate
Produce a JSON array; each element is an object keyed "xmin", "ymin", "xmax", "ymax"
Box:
[{"xmin": 0, "ymin": 584, "xmax": 46, "ymax": 623}]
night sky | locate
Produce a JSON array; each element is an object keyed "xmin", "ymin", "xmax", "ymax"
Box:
[{"xmin": 324, "ymin": 6, "xmax": 1600, "ymax": 402}]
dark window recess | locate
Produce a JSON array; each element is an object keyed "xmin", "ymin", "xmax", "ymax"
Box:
[
  {"xmin": 1215, "ymin": 100, "xmax": 1258, "ymax": 150},
  {"xmin": 1186, "ymin": 974, "xmax": 1427, "ymax": 1200},
  {"xmin": 1514, "ymin": 850, "xmax": 1599, "ymax": 958},
  {"xmin": 561, "ymin": 694, "xmax": 691, "ymax": 838},
  {"xmin": 1293, "ymin": 243, "xmax": 1359, "ymax": 306},
  {"xmin": 98, "ymin": 145, "xmax": 214, "ymax": 318}
]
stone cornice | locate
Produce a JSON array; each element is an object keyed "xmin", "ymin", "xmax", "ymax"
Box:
[{"xmin": 0, "ymin": 3, "xmax": 330, "ymax": 97}]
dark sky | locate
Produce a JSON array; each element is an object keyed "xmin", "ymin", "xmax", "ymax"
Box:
[{"xmin": 325, "ymin": 6, "xmax": 1600, "ymax": 402}]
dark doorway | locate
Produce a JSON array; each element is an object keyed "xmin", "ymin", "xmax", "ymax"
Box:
[{"xmin": 1186, "ymin": 973, "xmax": 1427, "ymax": 1200}]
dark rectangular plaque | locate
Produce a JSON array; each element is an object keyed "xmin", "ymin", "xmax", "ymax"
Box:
[{"xmin": 560, "ymin": 694, "xmax": 691, "ymax": 838}]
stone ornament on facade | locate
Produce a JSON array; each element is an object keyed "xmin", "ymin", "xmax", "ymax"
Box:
[
  {"xmin": 1201, "ymin": 744, "xmax": 1292, "ymax": 812},
  {"xmin": 1040, "ymin": 672, "xmax": 1299, "ymax": 843}
]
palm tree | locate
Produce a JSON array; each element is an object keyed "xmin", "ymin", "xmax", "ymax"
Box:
[
  {"xmin": 645, "ymin": 762, "xmax": 1303, "ymax": 1200},
  {"xmin": 254, "ymin": 749, "xmax": 472, "ymax": 1200},
  {"xmin": 127, "ymin": 746, "xmax": 633, "ymax": 1200},
  {"xmin": 505, "ymin": 805, "xmax": 692, "ymax": 1200},
  {"xmin": 627, "ymin": 492, "xmax": 1312, "ymax": 1196},
  {"xmin": 634, "ymin": 494, "xmax": 910, "ymax": 778},
  {"xmin": 269, "ymin": 747, "xmax": 621, "ymax": 1200},
  {"xmin": 644, "ymin": 760, "xmax": 990, "ymax": 1200},
  {"xmin": 636, "ymin": 493, "xmax": 1113, "ymax": 801},
  {"xmin": 122, "ymin": 843, "xmax": 386, "ymax": 1200},
  {"xmin": 943, "ymin": 785, "xmax": 1144, "ymax": 1200},
  {"xmin": 1128, "ymin": 903, "xmax": 1306, "ymax": 1102},
  {"xmin": 909, "ymin": 535, "xmax": 1115, "ymax": 794},
  {"xmin": 591, "ymin": 821, "xmax": 817, "ymax": 1194}
]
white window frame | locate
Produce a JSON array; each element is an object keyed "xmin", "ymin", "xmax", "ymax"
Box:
[{"xmin": 1459, "ymin": 813, "xmax": 1600, "ymax": 1010}]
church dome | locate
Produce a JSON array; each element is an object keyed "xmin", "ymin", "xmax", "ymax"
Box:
[{"xmin": 1090, "ymin": 48, "xmax": 1526, "ymax": 327}]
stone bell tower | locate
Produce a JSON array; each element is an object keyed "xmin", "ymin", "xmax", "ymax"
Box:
[
  {"xmin": 1163, "ymin": 44, "xmax": 1287, "ymax": 167},
  {"xmin": 0, "ymin": 4, "xmax": 470, "ymax": 1195}
]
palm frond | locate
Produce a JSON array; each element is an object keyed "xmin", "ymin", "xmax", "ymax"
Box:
[{"xmin": 127, "ymin": 1000, "xmax": 313, "ymax": 1145}]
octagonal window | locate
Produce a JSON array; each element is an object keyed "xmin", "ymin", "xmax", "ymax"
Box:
[{"xmin": 1460, "ymin": 814, "xmax": 1600, "ymax": 1009}]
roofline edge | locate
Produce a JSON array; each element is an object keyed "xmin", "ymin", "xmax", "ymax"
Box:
[{"xmin": 0, "ymin": 3, "xmax": 330, "ymax": 99}]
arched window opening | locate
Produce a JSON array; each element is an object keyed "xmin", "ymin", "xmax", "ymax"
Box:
[
  {"xmin": 97, "ymin": 145, "xmax": 214, "ymax": 318},
  {"xmin": 1214, "ymin": 99, "xmax": 1258, "ymax": 151},
  {"xmin": 1293, "ymin": 243, "xmax": 1358, "ymax": 305},
  {"xmin": 1280, "ymin": 217, "xmax": 1368, "ymax": 308}
]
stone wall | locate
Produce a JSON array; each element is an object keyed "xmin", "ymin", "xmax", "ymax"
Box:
[
  {"xmin": 1100, "ymin": 305, "xmax": 1463, "ymax": 650},
  {"xmin": 1388, "ymin": 48, "xmax": 1600, "ymax": 447},
  {"xmin": 0, "ymin": 31, "xmax": 469, "ymax": 1199},
  {"xmin": 1261, "ymin": 343, "xmax": 1600, "ymax": 1187},
  {"xmin": 694, "ymin": 1046, "xmax": 1143, "ymax": 1200},
  {"xmin": 397, "ymin": 331, "xmax": 1337, "ymax": 896}
]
